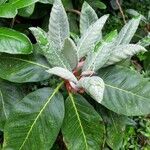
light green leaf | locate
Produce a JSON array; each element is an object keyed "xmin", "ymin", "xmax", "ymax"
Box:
[
  {"xmin": 62, "ymin": 38, "xmax": 78, "ymax": 70},
  {"xmin": 99, "ymin": 65, "xmax": 150, "ymax": 116},
  {"xmin": 78, "ymin": 76, "xmax": 105, "ymax": 103},
  {"xmin": 77, "ymin": 14, "xmax": 109, "ymax": 59},
  {"xmin": 104, "ymin": 44, "xmax": 146, "ymax": 67},
  {"xmin": 0, "ymin": 28, "xmax": 32, "ymax": 54},
  {"xmin": 47, "ymin": 67, "xmax": 78, "ymax": 83},
  {"xmin": 30, "ymin": 27, "xmax": 71, "ymax": 70},
  {"xmin": 62, "ymin": 93, "xmax": 105, "ymax": 150},
  {"xmin": 0, "ymin": 53, "xmax": 51, "ymax": 83},
  {"xmin": 114, "ymin": 16, "xmax": 141, "ymax": 45},
  {"xmin": 0, "ymin": 0, "xmax": 39, "ymax": 18},
  {"xmin": 0, "ymin": 79, "xmax": 26, "ymax": 130},
  {"xmin": 138, "ymin": 33, "xmax": 150, "ymax": 47},
  {"xmin": 83, "ymin": 30, "xmax": 118, "ymax": 71},
  {"xmin": 48, "ymin": 0, "xmax": 70, "ymax": 50},
  {"xmin": 3, "ymin": 84, "xmax": 64, "ymax": 149},
  {"xmin": 80, "ymin": 1, "xmax": 98, "ymax": 36}
]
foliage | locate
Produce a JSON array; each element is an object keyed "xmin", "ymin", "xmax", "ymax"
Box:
[{"xmin": 0, "ymin": 0, "xmax": 150, "ymax": 149}]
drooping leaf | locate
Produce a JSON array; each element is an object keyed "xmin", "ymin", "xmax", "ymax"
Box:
[
  {"xmin": 80, "ymin": 1, "xmax": 98, "ymax": 36},
  {"xmin": 77, "ymin": 14, "xmax": 109, "ymax": 59},
  {"xmin": 3, "ymin": 85, "xmax": 64, "ymax": 149},
  {"xmin": 48, "ymin": 0, "xmax": 70, "ymax": 50},
  {"xmin": 0, "ymin": 79, "xmax": 26, "ymax": 130},
  {"xmin": 0, "ymin": 0, "xmax": 39, "ymax": 18},
  {"xmin": 47, "ymin": 67, "xmax": 78, "ymax": 83},
  {"xmin": 78, "ymin": 76, "xmax": 105, "ymax": 103},
  {"xmin": 0, "ymin": 28, "xmax": 32, "ymax": 54},
  {"xmin": 62, "ymin": 93, "xmax": 105, "ymax": 150},
  {"xmin": 114, "ymin": 16, "xmax": 141, "ymax": 45},
  {"xmin": 99, "ymin": 65, "xmax": 150, "ymax": 116},
  {"xmin": 62, "ymin": 38, "xmax": 78, "ymax": 70},
  {"xmin": 0, "ymin": 53, "xmax": 51, "ymax": 83},
  {"xmin": 30, "ymin": 27, "xmax": 71, "ymax": 70},
  {"xmin": 104, "ymin": 44, "xmax": 146, "ymax": 67},
  {"xmin": 18, "ymin": 4, "xmax": 35, "ymax": 17},
  {"xmin": 83, "ymin": 30, "xmax": 118, "ymax": 71}
]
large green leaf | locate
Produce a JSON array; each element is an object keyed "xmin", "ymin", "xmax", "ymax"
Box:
[
  {"xmin": 62, "ymin": 93, "xmax": 105, "ymax": 150},
  {"xmin": 80, "ymin": 1, "xmax": 98, "ymax": 36},
  {"xmin": 77, "ymin": 14, "xmax": 109, "ymax": 59},
  {"xmin": 48, "ymin": 0, "xmax": 70, "ymax": 50},
  {"xmin": 0, "ymin": 28, "xmax": 32, "ymax": 54},
  {"xmin": 3, "ymin": 84, "xmax": 64, "ymax": 149},
  {"xmin": 0, "ymin": 0, "xmax": 39, "ymax": 18},
  {"xmin": 30, "ymin": 27, "xmax": 71, "ymax": 70},
  {"xmin": 0, "ymin": 79, "xmax": 26, "ymax": 130},
  {"xmin": 82, "ymin": 30, "xmax": 117, "ymax": 71},
  {"xmin": 114, "ymin": 16, "xmax": 141, "ymax": 45},
  {"xmin": 99, "ymin": 65, "xmax": 150, "ymax": 116},
  {"xmin": 0, "ymin": 54, "xmax": 51, "ymax": 83}
]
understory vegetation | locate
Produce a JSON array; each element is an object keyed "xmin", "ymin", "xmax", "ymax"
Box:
[{"xmin": 0, "ymin": 0, "xmax": 150, "ymax": 149}]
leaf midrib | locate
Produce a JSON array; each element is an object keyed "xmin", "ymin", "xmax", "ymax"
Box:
[
  {"xmin": 0, "ymin": 90, "xmax": 7, "ymax": 119},
  {"xmin": 1, "ymin": 56, "xmax": 50, "ymax": 69},
  {"xmin": 19, "ymin": 82, "xmax": 63, "ymax": 150},
  {"xmin": 105, "ymin": 83, "xmax": 149, "ymax": 101},
  {"xmin": 69, "ymin": 93, "xmax": 88, "ymax": 150}
]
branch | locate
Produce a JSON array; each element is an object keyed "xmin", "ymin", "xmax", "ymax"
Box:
[{"xmin": 116, "ymin": 0, "xmax": 126, "ymax": 24}]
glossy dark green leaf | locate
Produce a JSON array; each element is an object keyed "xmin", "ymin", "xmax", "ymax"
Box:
[
  {"xmin": 0, "ymin": 54, "xmax": 51, "ymax": 83},
  {"xmin": 0, "ymin": 28, "xmax": 32, "ymax": 54},
  {"xmin": 0, "ymin": 0, "xmax": 39, "ymax": 18},
  {"xmin": 99, "ymin": 65, "xmax": 150, "ymax": 116},
  {"xmin": 62, "ymin": 93, "xmax": 105, "ymax": 150},
  {"xmin": 3, "ymin": 85, "xmax": 64, "ymax": 149},
  {"xmin": 0, "ymin": 79, "xmax": 26, "ymax": 130}
]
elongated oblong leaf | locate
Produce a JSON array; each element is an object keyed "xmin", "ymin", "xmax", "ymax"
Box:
[
  {"xmin": 62, "ymin": 93, "xmax": 105, "ymax": 150},
  {"xmin": 0, "ymin": 79, "xmax": 26, "ymax": 130},
  {"xmin": 78, "ymin": 76, "xmax": 105, "ymax": 103},
  {"xmin": 99, "ymin": 65, "xmax": 150, "ymax": 116},
  {"xmin": 47, "ymin": 67, "xmax": 78, "ymax": 83},
  {"xmin": 83, "ymin": 30, "xmax": 118, "ymax": 71},
  {"xmin": 30, "ymin": 27, "xmax": 71, "ymax": 70},
  {"xmin": 114, "ymin": 16, "xmax": 141, "ymax": 45},
  {"xmin": 0, "ymin": 28, "xmax": 32, "ymax": 54},
  {"xmin": 48, "ymin": 0, "xmax": 70, "ymax": 50},
  {"xmin": 80, "ymin": 1, "xmax": 98, "ymax": 36},
  {"xmin": 62, "ymin": 38, "xmax": 78, "ymax": 70},
  {"xmin": 3, "ymin": 85, "xmax": 64, "ymax": 149},
  {"xmin": 77, "ymin": 14, "xmax": 109, "ymax": 59},
  {"xmin": 0, "ymin": 54, "xmax": 51, "ymax": 83},
  {"xmin": 104, "ymin": 44, "xmax": 146, "ymax": 67}
]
